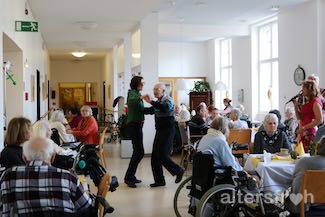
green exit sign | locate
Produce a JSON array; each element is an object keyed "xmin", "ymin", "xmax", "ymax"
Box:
[{"xmin": 15, "ymin": 21, "xmax": 38, "ymax": 32}]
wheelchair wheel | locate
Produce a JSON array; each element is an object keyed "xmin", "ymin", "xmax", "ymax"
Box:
[
  {"xmin": 195, "ymin": 184, "xmax": 237, "ymax": 217},
  {"xmin": 174, "ymin": 176, "xmax": 193, "ymax": 217}
]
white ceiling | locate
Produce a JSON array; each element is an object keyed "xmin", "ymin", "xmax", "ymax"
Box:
[{"xmin": 27, "ymin": 0, "xmax": 310, "ymax": 60}]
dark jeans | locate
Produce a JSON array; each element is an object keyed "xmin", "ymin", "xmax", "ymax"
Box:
[
  {"xmin": 124, "ymin": 122, "xmax": 144, "ymax": 182},
  {"xmin": 151, "ymin": 123, "xmax": 183, "ymax": 182}
]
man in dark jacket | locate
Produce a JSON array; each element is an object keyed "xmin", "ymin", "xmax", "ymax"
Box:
[{"xmin": 143, "ymin": 83, "xmax": 184, "ymax": 187}]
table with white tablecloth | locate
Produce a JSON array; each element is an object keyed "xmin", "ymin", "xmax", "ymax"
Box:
[{"xmin": 244, "ymin": 154, "xmax": 296, "ymax": 193}]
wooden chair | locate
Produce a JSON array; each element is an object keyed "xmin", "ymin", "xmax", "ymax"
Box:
[
  {"xmin": 300, "ymin": 170, "xmax": 325, "ymax": 217},
  {"xmin": 97, "ymin": 172, "xmax": 112, "ymax": 217},
  {"xmin": 98, "ymin": 127, "xmax": 108, "ymax": 168},
  {"xmin": 227, "ymin": 129, "xmax": 251, "ymax": 165},
  {"xmin": 178, "ymin": 122, "xmax": 191, "ymax": 170}
]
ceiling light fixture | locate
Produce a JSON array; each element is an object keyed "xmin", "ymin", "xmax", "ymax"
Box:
[
  {"xmin": 196, "ymin": 1, "xmax": 208, "ymax": 7},
  {"xmin": 175, "ymin": 17, "xmax": 189, "ymax": 91},
  {"xmin": 270, "ymin": 5, "xmax": 280, "ymax": 12},
  {"xmin": 215, "ymin": 81, "xmax": 227, "ymax": 91},
  {"xmin": 168, "ymin": 0, "xmax": 176, "ymax": 6},
  {"xmin": 24, "ymin": 58, "xmax": 29, "ymax": 68},
  {"xmin": 75, "ymin": 21, "xmax": 98, "ymax": 30},
  {"xmin": 132, "ymin": 53, "xmax": 141, "ymax": 59},
  {"xmin": 72, "ymin": 51, "xmax": 87, "ymax": 58}
]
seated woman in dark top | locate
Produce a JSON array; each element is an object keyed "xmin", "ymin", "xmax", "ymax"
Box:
[
  {"xmin": 0, "ymin": 117, "xmax": 32, "ymax": 168},
  {"xmin": 253, "ymin": 113, "xmax": 292, "ymax": 154}
]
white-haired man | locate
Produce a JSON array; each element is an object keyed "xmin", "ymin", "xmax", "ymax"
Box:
[
  {"xmin": 143, "ymin": 83, "xmax": 185, "ymax": 187},
  {"xmin": 0, "ymin": 137, "xmax": 92, "ymax": 216}
]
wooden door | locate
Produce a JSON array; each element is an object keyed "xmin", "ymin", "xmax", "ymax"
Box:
[{"xmin": 59, "ymin": 87, "xmax": 86, "ymax": 110}]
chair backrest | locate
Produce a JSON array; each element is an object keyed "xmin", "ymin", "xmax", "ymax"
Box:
[
  {"xmin": 189, "ymin": 152, "xmax": 215, "ymax": 199},
  {"xmin": 227, "ymin": 128, "xmax": 251, "ymax": 145},
  {"xmin": 97, "ymin": 172, "xmax": 112, "ymax": 197},
  {"xmin": 51, "ymin": 128, "xmax": 61, "ymax": 146},
  {"xmin": 300, "ymin": 170, "xmax": 325, "ymax": 217},
  {"xmin": 178, "ymin": 122, "xmax": 190, "ymax": 146},
  {"xmin": 97, "ymin": 172, "xmax": 112, "ymax": 217},
  {"xmin": 99, "ymin": 127, "xmax": 108, "ymax": 148}
]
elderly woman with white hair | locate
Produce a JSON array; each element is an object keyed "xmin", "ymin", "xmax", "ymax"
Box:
[
  {"xmin": 32, "ymin": 120, "xmax": 63, "ymax": 154},
  {"xmin": 49, "ymin": 110, "xmax": 75, "ymax": 144},
  {"xmin": 67, "ymin": 105, "xmax": 98, "ymax": 144},
  {"xmin": 197, "ymin": 116, "xmax": 242, "ymax": 172},
  {"xmin": 253, "ymin": 113, "xmax": 292, "ymax": 154},
  {"xmin": 229, "ymin": 108, "xmax": 248, "ymax": 129}
]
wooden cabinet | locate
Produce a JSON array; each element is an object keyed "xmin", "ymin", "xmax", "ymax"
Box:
[{"xmin": 189, "ymin": 91, "xmax": 212, "ymax": 111}]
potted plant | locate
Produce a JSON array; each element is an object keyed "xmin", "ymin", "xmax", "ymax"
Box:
[{"xmin": 191, "ymin": 81, "xmax": 211, "ymax": 92}]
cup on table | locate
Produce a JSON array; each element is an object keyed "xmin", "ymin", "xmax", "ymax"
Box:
[
  {"xmin": 280, "ymin": 148, "xmax": 289, "ymax": 155},
  {"xmin": 263, "ymin": 151, "xmax": 271, "ymax": 164}
]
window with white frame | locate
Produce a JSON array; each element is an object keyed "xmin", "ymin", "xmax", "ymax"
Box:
[
  {"xmin": 215, "ymin": 38, "xmax": 232, "ymax": 109},
  {"xmin": 252, "ymin": 20, "xmax": 278, "ymax": 120}
]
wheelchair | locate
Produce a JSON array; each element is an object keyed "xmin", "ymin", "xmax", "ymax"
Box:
[
  {"xmin": 72, "ymin": 144, "xmax": 119, "ymax": 216},
  {"xmin": 174, "ymin": 152, "xmax": 290, "ymax": 217}
]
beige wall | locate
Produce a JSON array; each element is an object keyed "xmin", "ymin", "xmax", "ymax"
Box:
[{"xmin": 50, "ymin": 60, "xmax": 104, "ymax": 109}]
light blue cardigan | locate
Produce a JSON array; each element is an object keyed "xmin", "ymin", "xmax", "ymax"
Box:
[{"xmin": 197, "ymin": 129, "xmax": 243, "ymax": 172}]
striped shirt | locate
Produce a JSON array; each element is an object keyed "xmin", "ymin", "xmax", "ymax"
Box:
[{"xmin": 0, "ymin": 161, "xmax": 92, "ymax": 216}]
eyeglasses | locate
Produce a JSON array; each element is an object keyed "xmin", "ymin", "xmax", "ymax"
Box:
[{"xmin": 81, "ymin": 110, "xmax": 89, "ymax": 112}]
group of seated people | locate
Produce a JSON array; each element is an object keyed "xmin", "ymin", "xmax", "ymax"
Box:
[
  {"xmin": 184, "ymin": 99, "xmax": 324, "ymax": 156},
  {"xmin": 194, "ymin": 113, "xmax": 325, "ymax": 214},
  {"xmin": 0, "ymin": 105, "xmax": 102, "ymax": 216}
]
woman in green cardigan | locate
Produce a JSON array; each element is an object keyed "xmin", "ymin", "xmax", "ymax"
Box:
[{"xmin": 124, "ymin": 76, "xmax": 147, "ymax": 188}]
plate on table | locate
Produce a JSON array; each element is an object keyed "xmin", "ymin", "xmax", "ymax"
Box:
[{"xmin": 275, "ymin": 152, "xmax": 290, "ymax": 157}]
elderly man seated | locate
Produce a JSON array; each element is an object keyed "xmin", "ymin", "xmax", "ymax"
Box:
[
  {"xmin": 188, "ymin": 104, "xmax": 209, "ymax": 136},
  {"xmin": 0, "ymin": 137, "xmax": 92, "ymax": 216}
]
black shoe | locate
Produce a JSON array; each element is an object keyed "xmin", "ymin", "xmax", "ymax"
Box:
[
  {"xmin": 175, "ymin": 169, "xmax": 185, "ymax": 183},
  {"xmin": 134, "ymin": 178, "xmax": 142, "ymax": 184},
  {"xmin": 150, "ymin": 181, "xmax": 166, "ymax": 187},
  {"xmin": 125, "ymin": 180, "xmax": 136, "ymax": 188}
]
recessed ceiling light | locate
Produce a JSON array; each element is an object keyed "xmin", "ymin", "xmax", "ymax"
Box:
[
  {"xmin": 270, "ymin": 5, "xmax": 280, "ymax": 12},
  {"xmin": 72, "ymin": 51, "xmax": 87, "ymax": 58},
  {"xmin": 196, "ymin": 1, "xmax": 208, "ymax": 7},
  {"xmin": 75, "ymin": 21, "xmax": 98, "ymax": 30},
  {"xmin": 238, "ymin": 19, "xmax": 247, "ymax": 23},
  {"xmin": 168, "ymin": 0, "xmax": 176, "ymax": 6}
]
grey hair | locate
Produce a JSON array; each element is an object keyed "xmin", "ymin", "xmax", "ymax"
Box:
[
  {"xmin": 156, "ymin": 82, "xmax": 165, "ymax": 91},
  {"xmin": 236, "ymin": 104, "xmax": 245, "ymax": 113},
  {"xmin": 317, "ymin": 136, "xmax": 325, "ymax": 156},
  {"xmin": 81, "ymin": 105, "xmax": 93, "ymax": 115},
  {"xmin": 50, "ymin": 110, "xmax": 65, "ymax": 122},
  {"xmin": 231, "ymin": 108, "xmax": 241, "ymax": 118},
  {"xmin": 23, "ymin": 137, "xmax": 55, "ymax": 161},
  {"xmin": 285, "ymin": 106, "xmax": 295, "ymax": 115},
  {"xmin": 263, "ymin": 113, "xmax": 278, "ymax": 125},
  {"xmin": 32, "ymin": 120, "xmax": 51, "ymax": 138},
  {"xmin": 210, "ymin": 116, "xmax": 229, "ymax": 136}
]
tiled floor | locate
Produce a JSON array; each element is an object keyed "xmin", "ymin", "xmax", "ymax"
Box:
[{"xmin": 93, "ymin": 141, "xmax": 189, "ymax": 217}]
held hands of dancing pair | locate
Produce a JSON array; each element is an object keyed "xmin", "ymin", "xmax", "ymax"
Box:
[{"xmin": 141, "ymin": 94, "xmax": 152, "ymax": 103}]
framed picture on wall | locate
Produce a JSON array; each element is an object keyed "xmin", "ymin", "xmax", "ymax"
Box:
[{"xmin": 31, "ymin": 75, "xmax": 35, "ymax": 102}]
